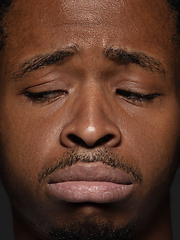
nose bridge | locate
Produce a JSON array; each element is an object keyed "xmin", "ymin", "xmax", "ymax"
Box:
[
  {"xmin": 60, "ymin": 81, "xmax": 121, "ymax": 148},
  {"xmin": 77, "ymin": 83, "xmax": 108, "ymax": 126}
]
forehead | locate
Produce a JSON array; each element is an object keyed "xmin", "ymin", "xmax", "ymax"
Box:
[{"xmin": 2, "ymin": 0, "xmax": 178, "ymax": 72}]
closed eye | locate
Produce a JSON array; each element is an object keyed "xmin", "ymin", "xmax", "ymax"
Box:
[
  {"xmin": 24, "ymin": 90, "xmax": 68, "ymax": 104},
  {"xmin": 116, "ymin": 89, "xmax": 159, "ymax": 103}
]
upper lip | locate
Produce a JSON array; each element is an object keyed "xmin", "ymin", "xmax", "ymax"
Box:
[{"xmin": 46, "ymin": 162, "xmax": 134, "ymax": 185}]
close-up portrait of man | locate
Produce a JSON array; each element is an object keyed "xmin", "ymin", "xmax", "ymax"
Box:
[{"xmin": 0, "ymin": 0, "xmax": 180, "ymax": 239}]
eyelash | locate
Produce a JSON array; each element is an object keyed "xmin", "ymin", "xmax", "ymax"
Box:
[
  {"xmin": 23, "ymin": 89, "xmax": 159, "ymax": 105},
  {"xmin": 116, "ymin": 89, "xmax": 159, "ymax": 103},
  {"xmin": 24, "ymin": 90, "xmax": 68, "ymax": 103}
]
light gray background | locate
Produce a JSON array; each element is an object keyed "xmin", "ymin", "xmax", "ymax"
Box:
[{"xmin": 0, "ymin": 169, "xmax": 180, "ymax": 239}]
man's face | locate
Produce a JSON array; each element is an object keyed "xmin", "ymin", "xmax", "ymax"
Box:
[{"xmin": 0, "ymin": 0, "xmax": 180, "ymax": 239}]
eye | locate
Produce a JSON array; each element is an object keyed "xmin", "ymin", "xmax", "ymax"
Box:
[
  {"xmin": 116, "ymin": 89, "xmax": 159, "ymax": 104},
  {"xmin": 24, "ymin": 90, "xmax": 68, "ymax": 104}
]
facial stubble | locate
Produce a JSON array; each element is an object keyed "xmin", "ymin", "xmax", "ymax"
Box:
[{"xmin": 38, "ymin": 148, "xmax": 142, "ymax": 240}]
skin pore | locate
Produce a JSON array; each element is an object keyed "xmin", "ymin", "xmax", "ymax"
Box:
[{"xmin": 0, "ymin": 0, "xmax": 180, "ymax": 239}]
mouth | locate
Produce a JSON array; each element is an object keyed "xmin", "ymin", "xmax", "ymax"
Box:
[{"xmin": 46, "ymin": 162, "xmax": 135, "ymax": 203}]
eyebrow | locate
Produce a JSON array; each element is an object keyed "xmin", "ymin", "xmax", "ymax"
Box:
[
  {"xmin": 13, "ymin": 44, "xmax": 165, "ymax": 80},
  {"xmin": 104, "ymin": 46, "xmax": 166, "ymax": 75},
  {"xmin": 13, "ymin": 44, "xmax": 79, "ymax": 80}
]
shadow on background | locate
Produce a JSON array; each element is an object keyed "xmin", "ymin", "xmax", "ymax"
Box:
[
  {"xmin": 171, "ymin": 168, "xmax": 180, "ymax": 240},
  {"xmin": 0, "ymin": 169, "xmax": 180, "ymax": 240}
]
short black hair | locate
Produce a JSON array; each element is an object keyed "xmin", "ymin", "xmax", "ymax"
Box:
[
  {"xmin": 0, "ymin": 0, "xmax": 12, "ymax": 14},
  {"xmin": 167, "ymin": 0, "xmax": 180, "ymax": 33},
  {"xmin": 0, "ymin": 0, "xmax": 180, "ymax": 50},
  {"xmin": 0, "ymin": 0, "xmax": 12, "ymax": 50}
]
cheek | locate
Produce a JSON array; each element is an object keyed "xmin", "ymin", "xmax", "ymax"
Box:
[
  {"xmin": 0, "ymin": 104, "xmax": 62, "ymax": 193},
  {"xmin": 122, "ymin": 108, "xmax": 180, "ymax": 195},
  {"xmin": 0, "ymin": 113, "xmax": 63, "ymax": 220}
]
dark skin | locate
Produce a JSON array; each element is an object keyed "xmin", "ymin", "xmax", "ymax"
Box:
[{"xmin": 0, "ymin": 0, "xmax": 180, "ymax": 239}]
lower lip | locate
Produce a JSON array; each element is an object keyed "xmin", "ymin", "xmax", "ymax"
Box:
[{"xmin": 47, "ymin": 181, "xmax": 133, "ymax": 203}]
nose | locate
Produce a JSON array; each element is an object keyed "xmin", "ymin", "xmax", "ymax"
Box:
[{"xmin": 60, "ymin": 86, "xmax": 121, "ymax": 148}]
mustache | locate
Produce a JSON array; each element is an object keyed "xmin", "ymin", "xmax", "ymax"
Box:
[{"xmin": 38, "ymin": 148, "xmax": 142, "ymax": 183}]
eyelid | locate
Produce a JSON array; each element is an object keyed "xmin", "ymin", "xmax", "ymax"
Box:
[
  {"xmin": 116, "ymin": 89, "xmax": 160, "ymax": 105},
  {"xmin": 24, "ymin": 89, "xmax": 68, "ymax": 96},
  {"xmin": 22, "ymin": 75, "xmax": 72, "ymax": 93},
  {"xmin": 24, "ymin": 89, "xmax": 68, "ymax": 104},
  {"xmin": 116, "ymin": 89, "xmax": 158, "ymax": 97}
]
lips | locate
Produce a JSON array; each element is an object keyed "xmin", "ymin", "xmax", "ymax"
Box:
[{"xmin": 46, "ymin": 162, "xmax": 135, "ymax": 203}]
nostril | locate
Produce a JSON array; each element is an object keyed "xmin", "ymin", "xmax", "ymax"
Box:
[
  {"xmin": 95, "ymin": 134, "xmax": 114, "ymax": 147},
  {"xmin": 61, "ymin": 119, "xmax": 121, "ymax": 148},
  {"xmin": 68, "ymin": 134, "xmax": 86, "ymax": 146},
  {"xmin": 67, "ymin": 133, "xmax": 115, "ymax": 148}
]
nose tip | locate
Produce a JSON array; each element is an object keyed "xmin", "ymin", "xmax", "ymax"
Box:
[
  {"xmin": 60, "ymin": 118, "xmax": 121, "ymax": 149},
  {"xmin": 60, "ymin": 83, "xmax": 121, "ymax": 149}
]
